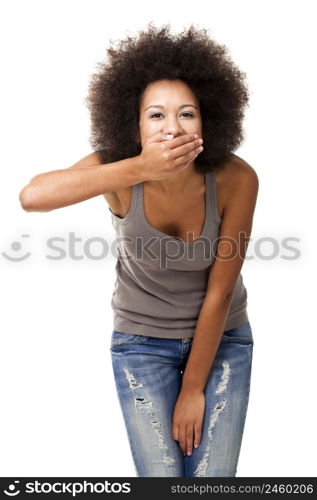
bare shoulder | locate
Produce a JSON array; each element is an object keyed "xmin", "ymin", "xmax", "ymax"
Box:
[
  {"xmin": 217, "ymin": 153, "xmax": 258, "ymax": 185},
  {"xmin": 215, "ymin": 154, "xmax": 259, "ymax": 214}
]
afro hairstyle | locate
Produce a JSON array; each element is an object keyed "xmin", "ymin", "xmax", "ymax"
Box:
[{"xmin": 84, "ymin": 22, "xmax": 250, "ymax": 173}]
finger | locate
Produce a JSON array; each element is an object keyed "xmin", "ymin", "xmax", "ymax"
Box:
[
  {"xmin": 168, "ymin": 134, "xmax": 200, "ymax": 151},
  {"xmin": 178, "ymin": 426, "xmax": 187, "ymax": 456},
  {"xmin": 194, "ymin": 424, "xmax": 202, "ymax": 449},
  {"xmin": 186, "ymin": 425, "xmax": 194, "ymax": 456},
  {"xmin": 172, "ymin": 422, "xmax": 179, "ymax": 443},
  {"xmin": 170, "ymin": 139, "xmax": 203, "ymax": 161},
  {"xmin": 147, "ymin": 130, "xmax": 173, "ymax": 143},
  {"xmin": 174, "ymin": 146, "xmax": 203, "ymax": 169}
]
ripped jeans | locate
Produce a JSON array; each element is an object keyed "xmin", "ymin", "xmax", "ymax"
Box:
[{"xmin": 109, "ymin": 320, "xmax": 254, "ymax": 477}]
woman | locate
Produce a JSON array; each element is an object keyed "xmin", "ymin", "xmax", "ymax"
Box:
[{"xmin": 19, "ymin": 23, "xmax": 259, "ymax": 477}]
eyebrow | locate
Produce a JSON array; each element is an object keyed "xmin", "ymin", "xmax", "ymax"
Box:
[{"xmin": 144, "ymin": 104, "xmax": 199, "ymax": 111}]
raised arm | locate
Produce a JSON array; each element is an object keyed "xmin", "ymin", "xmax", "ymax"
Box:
[
  {"xmin": 18, "ymin": 152, "xmax": 143, "ymax": 212},
  {"xmin": 18, "ymin": 132, "xmax": 203, "ymax": 212}
]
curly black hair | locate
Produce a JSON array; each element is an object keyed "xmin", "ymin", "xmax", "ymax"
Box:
[{"xmin": 84, "ymin": 22, "xmax": 250, "ymax": 173}]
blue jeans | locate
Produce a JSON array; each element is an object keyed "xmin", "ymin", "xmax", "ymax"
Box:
[{"xmin": 110, "ymin": 321, "xmax": 254, "ymax": 477}]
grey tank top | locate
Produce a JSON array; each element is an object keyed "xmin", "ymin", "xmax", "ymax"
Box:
[{"xmin": 109, "ymin": 170, "xmax": 249, "ymax": 339}]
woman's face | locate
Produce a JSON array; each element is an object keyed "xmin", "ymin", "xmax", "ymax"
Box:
[{"xmin": 138, "ymin": 79, "xmax": 202, "ymax": 147}]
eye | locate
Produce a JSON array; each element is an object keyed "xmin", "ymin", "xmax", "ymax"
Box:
[{"xmin": 149, "ymin": 112, "xmax": 194, "ymax": 118}]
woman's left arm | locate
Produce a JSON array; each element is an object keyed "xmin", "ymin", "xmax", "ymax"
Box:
[{"xmin": 172, "ymin": 162, "xmax": 259, "ymax": 456}]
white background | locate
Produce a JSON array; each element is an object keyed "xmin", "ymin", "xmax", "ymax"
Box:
[{"xmin": 1, "ymin": 0, "xmax": 316, "ymax": 477}]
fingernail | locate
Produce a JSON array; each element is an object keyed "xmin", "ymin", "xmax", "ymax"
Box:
[
  {"xmin": 194, "ymin": 444, "xmax": 199, "ymax": 448},
  {"xmin": 187, "ymin": 451, "xmax": 192, "ymax": 456}
]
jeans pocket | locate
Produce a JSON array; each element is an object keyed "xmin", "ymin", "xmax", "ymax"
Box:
[
  {"xmin": 222, "ymin": 321, "xmax": 254, "ymax": 344},
  {"xmin": 110, "ymin": 330, "xmax": 149, "ymax": 349}
]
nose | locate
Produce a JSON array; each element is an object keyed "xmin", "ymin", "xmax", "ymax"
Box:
[
  {"xmin": 163, "ymin": 128, "xmax": 182, "ymax": 140},
  {"xmin": 163, "ymin": 117, "xmax": 182, "ymax": 137}
]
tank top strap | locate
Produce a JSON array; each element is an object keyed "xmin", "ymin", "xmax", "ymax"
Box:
[
  {"xmin": 108, "ymin": 182, "xmax": 140, "ymax": 224},
  {"xmin": 133, "ymin": 181, "xmax": 144, "ymax": 218},
  {"xmin": 123, "ymin": 181, "xmax": 144, "ymax": 223},
  {"xmin": 209, "ymin": 170, "xmax": 222, "ymax": 224},
  {"xmin": 205, "ymin": 170, "xmax": 211, "ymax": 208}
]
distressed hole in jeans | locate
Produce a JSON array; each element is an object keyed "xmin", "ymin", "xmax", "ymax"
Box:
[
  {"xmin": 194, "ymin": 399, "xmax": 227, "ymax": 477},
  {"xmin": 216, "ymin": 360, "xmax": 230, "ymax": 395},
  {"xmin": 123, "ymin": 367, "xmax": 176, "ymax": 468}
]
